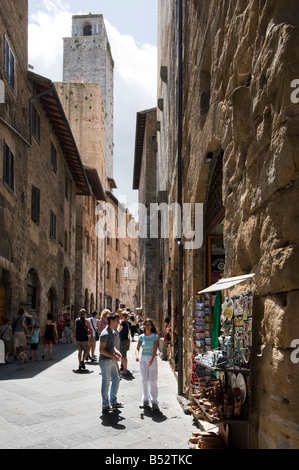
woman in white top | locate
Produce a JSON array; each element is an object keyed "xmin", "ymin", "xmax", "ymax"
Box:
[{"xmin": 136, "ymin": 318, "xmax": 159, "ymax": 410}]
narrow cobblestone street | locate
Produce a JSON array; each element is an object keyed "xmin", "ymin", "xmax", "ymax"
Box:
[{"xmin": 0, "ymin": 339, "xmax": 212, "ymax": 450}]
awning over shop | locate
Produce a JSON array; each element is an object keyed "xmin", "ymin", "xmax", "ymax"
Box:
[{"xmin": 198, "ymin": 273, "xmax": 255, "ymax": 294}]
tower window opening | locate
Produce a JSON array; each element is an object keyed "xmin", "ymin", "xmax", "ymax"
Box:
[{"xmin": 83, "ymin": 24, "xmax": 92, "ymax": 36}]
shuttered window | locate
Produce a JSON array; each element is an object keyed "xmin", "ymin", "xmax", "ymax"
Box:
[
  {"xmin": 3, "ymin": 142, "xmax": 14, "ymax": 192},
  {"xmin": 51, "ymin": 143, "xmax": 57, "ymax": 172},
  {"xmin": 4, "ymin": 36, "xmax": 15, "ymax": 92},
  {"xmin": 32, "ymin": 106, "xmax": 40, "ymax": 142},
  {"xmin": 50, "ymin": 211, "xmax": 56, "ymax": 240},
  {"xmin": 31, "ymin": 186, "xmax": 40, "ymax": 224}
]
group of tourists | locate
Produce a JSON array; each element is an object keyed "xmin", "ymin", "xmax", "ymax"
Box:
[
  {"xmin": 0, "ymin": 309, "xmax": 71, "ymax": 363},
  {"xmin": 73, "ymin": 307, "xmax": 160, "ymax": 412},
  {"xmin": 0, "ymin": 306, "xmax": 160, "ymax": 413}
]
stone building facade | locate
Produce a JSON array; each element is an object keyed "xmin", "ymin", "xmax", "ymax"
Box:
[
  {"xmin": 133, "ymin": 108, "xmax": 163, "ymax": 331},
  {"xmin": 0, "ymin": 0, "xmax": 90, "ymax": 325},
  {"xmin": 63, "ymin": 14, "xmax": 114, "ymax": 185},
  {"xmin": 59, "ymin": 13, "xmax": 139, "ymax": 315},
  {"xmin": 56, "ymin": 81, "xmax": 106, "ymax": 315},
  {"xmin": 104, "ymin": 190, "xmax": 139, "ymax": 312},
  {"xmin": 157, "ymin": 0, "xmax": 299, "ymax": 449}
]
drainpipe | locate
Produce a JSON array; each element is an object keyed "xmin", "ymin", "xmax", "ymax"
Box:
[
  {"xmin": 96, "ymin": 235, "xmax": 99, "ymax": 311},
  {"xmin": 177, "ymin": 0, "xmax": 184, "ymax": 396}
]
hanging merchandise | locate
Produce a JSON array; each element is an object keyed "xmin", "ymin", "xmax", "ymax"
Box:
[
  {"xmin": 212, "ymin": 290, "xmax": 222, "ymax": 350},
  {"xmin": 190, "ymin": 274, "xmax": 255, "ymax": 449}
]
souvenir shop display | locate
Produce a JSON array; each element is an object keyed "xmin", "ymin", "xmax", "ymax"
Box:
[
  {"xmin": 191, "ymin": 298, "xmax": 213, "ymax": 394},
  {"xmin": 194, "ymin": 292, "xmax": 253, "ymax": 371},
  {"xmin": 191, "ymin": 278, "xmax": 254, "ymax": 446}
]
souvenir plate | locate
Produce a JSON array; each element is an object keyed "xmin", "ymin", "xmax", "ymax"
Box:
[
  {"xmin": 236, "ymin": 373, "xmax": 247, "ymax": 404},
  {"xmin": 228, "ymin": 372, "xmax": 237, "ymax": 389}
]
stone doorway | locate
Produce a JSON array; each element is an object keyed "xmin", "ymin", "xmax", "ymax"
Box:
[
  {"xmin": 47, "ymin": 288, "xmax": 57, "ymax": 318},
  {"xmin": 26, "ymin": 269, "xmax": 39, "ymax": 310},
  {"xmin": 204, "ymin": 147, "xmax": 225, "ymax": 285}
]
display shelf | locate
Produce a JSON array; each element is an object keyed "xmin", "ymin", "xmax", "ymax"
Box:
[{"xmin": 192, "ymin": 397, "xmax": 220, "ymax": 424}]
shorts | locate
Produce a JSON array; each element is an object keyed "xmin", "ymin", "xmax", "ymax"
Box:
[
  {"xmin": 14, "ymin": 332, "xmax": 27, "ymax": 348},
  {"xmin": 120, "ymin": 339, "xmax": 130, "ymax": 358},
  {"xmin": 30, "ymin": 343, "xmax": 38, "ymax": 351},
  {"xmin": 3, "ymin": 339, "xmax": 13, "ymax": 354},
  {"xmin": 76, "ymin": 341, "xmax": 89, "ymax": 352}
]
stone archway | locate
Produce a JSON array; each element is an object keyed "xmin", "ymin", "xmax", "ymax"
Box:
[
  {"xmin": 204, "ymin": 145, "xmax": 225, "ymax": 286},
  {"xmin": 83, "ymin": 23, "xmax": 92, "ymax": 36}
]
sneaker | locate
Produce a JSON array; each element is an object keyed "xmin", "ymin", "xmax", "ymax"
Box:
[
  {"xmin": 79, "ymin": 361, "xmax": 86, "ymax": 370},
  {"xmin": 102, "ymin": 406, "xmax": 114, "ymax": 412},
  {"xmin": 112, "ymin": 402, "xmax": 124, "ymax": 409},
  {"xmin": 139, "ymin": 401, "xmax": 151, "ymax": 409},
  {"xmin": 152, "ymin": 403, "xmax": 160, "ymax": 411}
]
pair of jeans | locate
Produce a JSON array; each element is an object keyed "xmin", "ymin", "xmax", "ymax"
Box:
[
  {"xmin": 140, "ymin": 356, "xmax": 158, "ymax": 404},
  {"xmin": 99, "ymin": 358, "xmax": 120, "ymax": 408}
]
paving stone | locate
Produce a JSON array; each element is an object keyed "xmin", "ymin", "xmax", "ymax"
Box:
[{"xmin": 0, "ymin": 339, "xmax": 211, "ymax": 450}]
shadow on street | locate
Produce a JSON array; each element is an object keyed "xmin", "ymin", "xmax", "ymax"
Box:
[
  {"xmin": 139, "ymin": 407, "xmax": 167, "ymax": 423},
  {"xmin": 99, "ymin": 409, "xmax": 126, "ymax": 430},
  {"xmin": 0, "ymin": 341, "xmax": 77, "ymax": 381}
]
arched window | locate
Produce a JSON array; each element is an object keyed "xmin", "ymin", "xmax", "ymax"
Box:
[
  {"xmin": 63, "ymin": 268, "xmax": 70, "ymax": 306},
  {"xmin": 106, "ymin": 261, "xmax": 110, "ymax": 279},
  {"xmin": 83, "ymin": 24, "xmax": 92, "ymax": 36},
  {"xmin": 90, "ymin": 293, "xmax": 95, "ymax": 312},
  {"xmin": 84, "ymin": 288, "xmax": 89, "ymax": 312},
  {"xmin": 64, "ymin": 231, "xmax": 68, "ymax": 254}
]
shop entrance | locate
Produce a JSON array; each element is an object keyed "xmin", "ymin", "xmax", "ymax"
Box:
[
  {"xmin": 26, "ymin": 269, "xmax": 40, "ymax": 310},
  {"xmin": 48, "ymin": 288, "xmax": 57, "ymax": 317},
  {"xmin": 204, "ymin": 147, "xmax": 225, "ymax": 285}
]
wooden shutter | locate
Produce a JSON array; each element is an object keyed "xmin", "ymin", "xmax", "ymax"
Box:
[{"xmin": 31, "ymin": 186, "xmax": 40, "ymax": 224}]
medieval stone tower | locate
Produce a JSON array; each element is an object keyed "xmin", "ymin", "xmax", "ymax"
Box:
[{"xmin": 62, "ymin": 14, "xmax": 114, "ymax": 185}]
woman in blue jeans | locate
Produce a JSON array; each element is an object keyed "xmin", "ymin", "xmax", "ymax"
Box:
[{"xmin": 99, "ymin": 314, "xmax": 123, "ymax": 412}]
